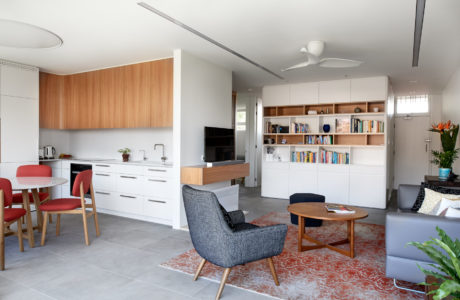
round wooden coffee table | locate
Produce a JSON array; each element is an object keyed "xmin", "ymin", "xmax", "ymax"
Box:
[{"xmin": 287, "ymin": 202, "xmax": 368, "ymax": 258}]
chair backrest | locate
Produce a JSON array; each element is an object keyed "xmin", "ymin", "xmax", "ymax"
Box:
[
  {"xmin": 72, "ymin": 170, "xmax": 92, "ymax": 197},
  {"xmin": 16, "ymin": 165, "xmax": 52, "ymax": 177},
  {"xmin": 0, "ymin": 178, "xmax": 13, "ymax": 207},
  {"xmin": 182, "ymin": 185, "xmax": 233, "ymax": 265}
]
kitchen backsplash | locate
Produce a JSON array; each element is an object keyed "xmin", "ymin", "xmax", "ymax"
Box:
[{"xmin": 39, "ymin": 128, "xmax": 173, "ymax": 162}]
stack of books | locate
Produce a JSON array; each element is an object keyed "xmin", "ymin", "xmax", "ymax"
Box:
[
  {"xmin": 326, "ymin": 204, "xmax": 355, "ymax": 214},
  {"xmin": 319, "ymin": 150, "xmax": 349, "ymax": 164},
  {"xmin": 306, "ymin": 135, "xmax": 333, "ymax": 145},
  {"xmin": 291, "ymin": 151, "xmax": 316, "ymax": 163},
  {"xmin": 290, "ymin": 122, "xmax": 309, "ymax": 133}
]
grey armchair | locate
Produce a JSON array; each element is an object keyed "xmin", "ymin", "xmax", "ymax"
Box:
[{"xmin": 182, "ymin": 185, "xmax": 287, "ymax": 300}]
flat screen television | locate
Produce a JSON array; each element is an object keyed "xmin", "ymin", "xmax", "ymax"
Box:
[{"xmin": 204, "ymin": 126, "xmax": 235, "ymax": 162}]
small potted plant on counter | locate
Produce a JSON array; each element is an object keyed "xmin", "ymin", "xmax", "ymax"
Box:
[
  {"xmin": 430, "ymin": 121, "xmax": 459, "ymax": 180},
  {"xmin": 118, "ymin": 148, "xmax": 131, "ymax": 162}
]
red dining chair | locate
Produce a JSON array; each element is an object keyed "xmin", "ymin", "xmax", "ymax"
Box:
[
  {"xmin": 40, "ymin": 170, "xmax": 100, "ymax": 246},
  {"xmin": 1, "ymin": 178, "xmax": 25, "ymax": 271},
  {"xmin": 11, "ymin": 165, "xmax": 53, "ymax": 227}
]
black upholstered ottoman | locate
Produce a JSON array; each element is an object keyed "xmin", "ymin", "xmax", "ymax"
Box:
[{"xmin": 289, "ymin": 193, "xmax": 325, "ymax": 227}]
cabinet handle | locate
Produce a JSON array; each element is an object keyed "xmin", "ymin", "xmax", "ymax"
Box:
[
  {"xmin": 120, "ymin": 176, "xmax": 137, "ymax": 179},
  {"xmin": 148, "ymin": 179, "xmax": 167, "ymax": 183},
  {"xmin": 120, "ymin": 195, "xmax": 136, "ymax": 199},
  {"xmin": 148, "ymin": 199, "xmax": 166, "ymax": 204},
  {"xmin": 95, "ymin": 164, "xmax": 110, "ymax": 167},
  {"xmin": 95, "ymin": 173, "xmax": 110, "ymax": 176},
  {"xmin": 148, "ymin": 169, "xmax": 166, "ymax": 172},
  {"xmin": 95, "ymin": 191, "xmax": 110, "ymax": 195}
]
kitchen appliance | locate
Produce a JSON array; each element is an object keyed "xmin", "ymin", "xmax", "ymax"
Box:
[
  {"xmin": 39, "ymin": 148, "xmax": 44, "ymax": 159},
  {"xmin": 70, "ymin": 163, "xmax": 92, "ymax": 197},
  {"xmin": 44, "ymin": 146, "xmax": 56, "ymax": 159}
]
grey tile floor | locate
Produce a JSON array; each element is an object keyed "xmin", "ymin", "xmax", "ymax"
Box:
[{"xmin": 0, "ymin": 187, "xmax": 394, "ymax": 300}]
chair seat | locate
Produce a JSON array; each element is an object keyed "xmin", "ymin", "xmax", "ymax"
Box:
[
  {"xmin": 39, "ymin": 198, "xmax": 82, "ymax": 211},
  {"xmin": 12, "ymin": 192, "xmax": 49, "ymax": 204},
  {"xmin": 4, "ymin": 208, "xmax": 26, "ymax": 222}
]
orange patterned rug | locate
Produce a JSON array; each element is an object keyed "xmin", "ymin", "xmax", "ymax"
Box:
[{"xmin": 160, "ymin": 212, "xmax": 424, "ymax": 300}]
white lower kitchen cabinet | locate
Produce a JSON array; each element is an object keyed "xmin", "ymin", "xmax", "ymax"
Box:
[
  {"xmin": 261, "ymin": 162, "xmax": 289, "ymax": 199},
  {"xmin": 317, "ymin": 164, "xmax": 349, "ymax": 205},
  {"xmin": 288, "ymin": 163, "xmax": 318, "ymax": 195},
  {"xmin": 112, "ymin": 193, "xmax": 143, "ymax": 215},
  {"xmin": 143, "ymin": 197, "xmax": 171, "ymax": 220},
  {"xmin": 349, "ymin": 165, "xmax": 386, "ymax": 208}
]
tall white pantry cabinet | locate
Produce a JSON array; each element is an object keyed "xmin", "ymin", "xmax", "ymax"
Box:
[
  {"xmin": 261, "ymin": 76, "xmax": 394, "ymax": 209},
  {"xmin": 0, "ymin": 60, "xmax": 39, "ymax": 178}
]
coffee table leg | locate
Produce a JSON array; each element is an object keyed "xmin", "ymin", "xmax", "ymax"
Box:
[
  {"xmin": 298, "ymin": 215, "xmax": 305, "ymax": 252},
  {"xmin": 349, "ymin": 220, "xmax": 355, "ymax": 258},
  {"xmin": 21, "ymin": 189, "xmax": 35, "ymax": 248}
]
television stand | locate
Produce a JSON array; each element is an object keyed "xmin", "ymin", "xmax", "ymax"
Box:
[
  {"xmin": 206, "ymin": 160, "xmax": 245, "ymax": 167},
  {"xmin": 181, "ymin": 163, "xmax": 249, "ymax": 185}
]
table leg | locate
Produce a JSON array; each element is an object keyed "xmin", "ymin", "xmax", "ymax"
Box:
[
  {"xmin": 298, "ymin": 215, "xmax": 305, "ymax": 252},
  {"xmin": 21, "ymin": 189, "xmax": 35, "ymax": 248},
  {"xmin": 349, "ymin": 220, "xmax": 355, "ymax": 258},
  {"xmin": 31, "ymin": 189, "xmax": 43, "ymax": 232}
]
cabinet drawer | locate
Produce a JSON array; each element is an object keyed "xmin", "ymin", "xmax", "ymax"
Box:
[
  {"xmin": 61, "ymin": 169, "xmax": 70, "ymax": 182},
  {"xmin": 93, "ymin": 163, "xmax": 113, "ymax": 172},
  {"xmin": 116, "ymin": 174, "xmax": 142, "ymax": 194},
  {"xmin": 61, "ymin": 185, "xmax": 71, "ymax": 198},
  {"xmin": 143, "ymin": 197, "xmax": 171, "ymax": 220},
  {"xmin": 144, "ymin": 166, "xmax": 173, "ymax": 178},
  {"xmin": 143, "ymin": 176, "xmax": 173, "ymax": 198},
  {"xmin": 61, "ymin": 161, "xmax": 71, "ymax": 169},
  {"xmin": 114, "ymin": 193, "xmax": 142, "ymax": 215},
  {"xmin": 93, "ymin": 190, "xmax": 113, "ymax": 210},
  {"xmin": 114, "ymin": 164, "xmax": 144, "ymax": 175},
  {"xmin": 93, "ymin": 172, "xmax": 115, "ymax": 191}
]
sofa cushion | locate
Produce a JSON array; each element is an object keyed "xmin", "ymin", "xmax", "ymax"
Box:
[
  {"xmin": 418, "ymin": 188, "xmax": 460, "ymax": 214},
  {"xmin": 431, "ymin": 197, "xmax": 460, "ymax": 215},
  {"xmin": 411, "ymin": 182, "xmax": 460, "ymax": 211}
]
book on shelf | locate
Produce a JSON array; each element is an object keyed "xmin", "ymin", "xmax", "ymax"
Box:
[
  {"xmin": 291, "ymin": 151, "xmax": 317, "ymax": 163},
  {"xmin": 351, "ymin": 118, "xmax": 384, "ymax": 133},
  {"xmin": 290, "ymin": 122, "xmax": 309, "ymax": 133},
  {"xmin": 335, "ymin": 118, "xmax": 351, "ymax": 133},
  {"xmin": 306, "ymin": 135, "xmax": 333, "ymax": 145},
  {"xmin": 326, "ymin": 204, "xmax": 355, "ymax": 214},
  {"xmin": 319, "ymin": 150, "xmax": 349, "ymax": 164}
]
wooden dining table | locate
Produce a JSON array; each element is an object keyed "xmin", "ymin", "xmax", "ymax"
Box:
[{"xmin": 11, "ymin": 177, "xmax": 68, "ymax": 248}]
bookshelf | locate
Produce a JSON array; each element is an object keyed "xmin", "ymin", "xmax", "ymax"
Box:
[{"xmin": 261, "ymin": 77, "xmax": 394, "ymax": 209}]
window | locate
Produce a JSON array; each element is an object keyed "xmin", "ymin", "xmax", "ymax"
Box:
[
  {"xmin": 236, "ymin": 111, "xmax": 246, "ymax": 131},
  {"xmin": 396, "ymin": 95, "xmax": 429, "ymax": 114}
]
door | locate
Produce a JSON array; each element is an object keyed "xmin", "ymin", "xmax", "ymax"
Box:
[{"xmin": 394, "ymin": 115, "xmax": 432, "ymax": 187}]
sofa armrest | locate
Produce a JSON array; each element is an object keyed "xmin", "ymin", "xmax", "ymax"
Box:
[
  {"xmin": 386, "ymin": 212, "xmax": 460, "ymax": 262},
  {"xmin": 397, "ymin": 184, "xmax": 420, "ymax": 210},
  {"xmin": 228, "ymin": 210, "xmax": 245, "ymax": 225}
]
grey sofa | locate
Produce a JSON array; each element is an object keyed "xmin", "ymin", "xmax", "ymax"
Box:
[
  {"xmin": 182, "ymin": 185, "xmax": 287, "ymax": 300},
  {"xmin": 386, "ymin": 184, "xmax": 460, "ymax": 284}
]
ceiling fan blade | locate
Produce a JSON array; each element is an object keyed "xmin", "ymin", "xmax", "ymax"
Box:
[
  {"xmin": 281, "ymin": 61, "xmax": 311, "ymax": 72},
  {"xmin": 319, "ymin": 58, "xmax": 363, "ymax": 68}
]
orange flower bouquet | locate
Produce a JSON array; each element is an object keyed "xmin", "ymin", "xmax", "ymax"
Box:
[{"xmin": 429, "ymin": 121, "xmax": 459, "ymax": 179}]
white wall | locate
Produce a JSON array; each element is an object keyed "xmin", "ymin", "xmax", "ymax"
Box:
[
  {"xmin": 442, "ymin": 64, "xmax": 460, "ymax": 171},
  {"xmin": 39, "ymin": 128, "xmax": 173, "ymax": 161},
  {"xmin": 172, "ymin": 49, "xmax": 232, "ymax": 229}
]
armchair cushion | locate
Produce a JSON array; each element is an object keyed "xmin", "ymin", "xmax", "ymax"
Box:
[
  {"xmin": 219, "ymin": 204, "xmax": 236, "ymax": 230},
  {"xmin": 228, "ymin": 210, "xmax": 245, "ymax": 225}
]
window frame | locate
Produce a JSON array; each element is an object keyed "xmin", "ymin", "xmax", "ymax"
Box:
[{"xmin": 395, "ymin": 94, "xmax": 430, "ymax": 116}]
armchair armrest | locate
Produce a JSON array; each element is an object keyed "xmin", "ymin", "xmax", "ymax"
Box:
[
  {"xmin": 225, "ymin": 224, "xmax": 288, "ymax": 266},
  {"xmin": 228, "ymin": 210, "xmax": 245, "ymax": 225},
  {"xmin": 397, "ymin": 184, "xmax": 420, "ymax": 210},
  {"xmin": 386, "ymin": 212, "xmax": 460, "ymax": 262}
]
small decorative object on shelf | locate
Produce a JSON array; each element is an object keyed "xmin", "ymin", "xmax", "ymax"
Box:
[
  {"xmin": 320, "ymin": 109, "xmax": 324, "ymax": 114},
  {"xmin": 354, "ymin": 107, "xmax": 362, "ymax": 113},
  {"xmin": 118, "ymin": 147, "xmax": 131, "ymax": 162},
  {"xmin": 429, "ymin": 121, "xmax": 459, "ymax": 181},
  {"xmin": 307, "ymin": 110, "xmax": 317, "ymax": 115},
  {"xmin": 323, "ymin": 124, "xmax": 331, "ymax": 133},
  {"xmin": 281, "ymin": 138, "xmax": 287, "ymax": 144},
  {"xmin": 373, "ymin": 107, "xmax": 379, "ymax": 112}
]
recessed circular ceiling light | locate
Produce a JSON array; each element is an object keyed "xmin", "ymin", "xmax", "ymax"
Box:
[{"xmin": 0, "ymin": 19, "xmax": 63, "ymax": 49}]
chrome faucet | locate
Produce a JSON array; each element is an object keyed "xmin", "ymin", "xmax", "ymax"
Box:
[{"xmin": 154, "ymin": 144, "xmax": 167, "ymax": 164}]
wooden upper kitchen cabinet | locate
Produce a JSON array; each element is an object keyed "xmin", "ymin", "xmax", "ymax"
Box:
[{"xmin": 39, "ymin": 58, "xmax": 173, "ymax": 129}]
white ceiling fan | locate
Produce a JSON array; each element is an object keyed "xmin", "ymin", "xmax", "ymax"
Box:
[{"xmin": 281, "ymin": 41, "xmax": 363, "ymax": 72}]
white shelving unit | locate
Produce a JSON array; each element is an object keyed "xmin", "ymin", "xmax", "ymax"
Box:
[{"xmin": 261, "ymin": 76, "xmax": 393, "ymax": 209}]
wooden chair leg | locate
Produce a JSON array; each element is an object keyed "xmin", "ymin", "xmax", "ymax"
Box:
[
  {"xmin": 215, "ymin": 267, "xmax": 231, "ymax": 300},
  {"xmin": 0, "ymin": 221, "xmax": 4, "ymax": 271},
  {"xmin": 267, "ymin": 257, "xmax": 280, "ymax": 286},
  {"xmin": 49, "ymin": 214, "xmax": 53, "ymax": 224},
  {"xmin": 56, "ymin": 214, "xmax": 61, "ymax": 236},
  {"xmin": 41, "ymin": 212, "xmax": 49, "ymax": 246},
  {"xmin": 82, "ymin": 213, "xmax": 90, "ymax": 246},
  {"xmin": 194, "ymin": 258, "xmax": 207, "ymax": 281},
  {"xmin": 93, "ymin": 210, "xmax": 100, "ymax": 237},
  {"xmin": 17, "ymin": 219, "xmax": 24, "ymax": 252}
]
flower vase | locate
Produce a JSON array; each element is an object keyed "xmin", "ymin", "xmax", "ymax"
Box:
[{"xmin": 438, "ymin": 168, "xmax": 451, "ymax": 181}]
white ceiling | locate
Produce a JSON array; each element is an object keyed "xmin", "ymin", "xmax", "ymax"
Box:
[{"xmin": 0, "ymin": 0, "xmax": 459, "ymax": 95}]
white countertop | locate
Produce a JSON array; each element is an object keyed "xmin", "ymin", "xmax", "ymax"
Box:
[{"xmin": 40, "ymin": 158, "xmax": 173, "ymax": 168}]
